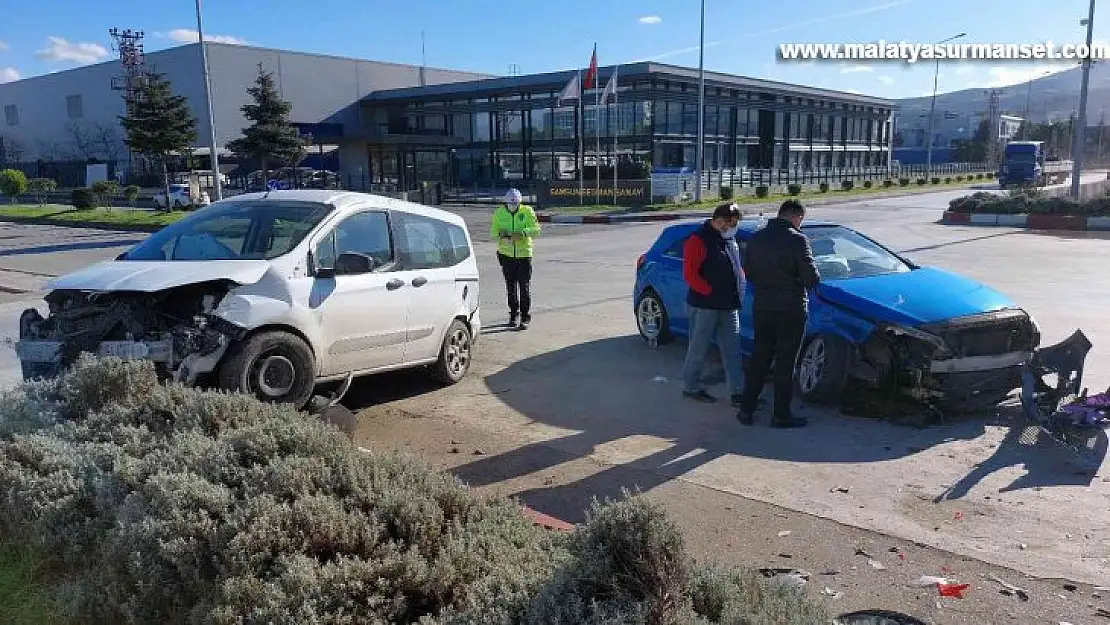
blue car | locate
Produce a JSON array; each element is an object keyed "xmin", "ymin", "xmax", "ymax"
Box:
[{"xmin": 633, "ymin": 218, "xmax": 1043, "ymax": 412}]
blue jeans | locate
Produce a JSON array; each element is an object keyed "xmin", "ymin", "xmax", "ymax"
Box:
[{"xmin": 683, "ymin": 305, "xmax": 743, "ymax": 397}]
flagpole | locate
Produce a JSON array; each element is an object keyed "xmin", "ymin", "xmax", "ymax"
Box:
[
  {"xmin": 577, "ymin": 69, "xmax": 584, "ymax": 206},
  {"xmin": 612, "ymin": 65, "xmax": 619, "ymax": 206},
  {"xmin": 594, "ymin": 44, "xmax": 600, "ymax": 205}
]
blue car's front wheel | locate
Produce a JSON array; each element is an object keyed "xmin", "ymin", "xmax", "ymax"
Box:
[
  {"xmin": 797, "ymin": 333, "xmax": 850, "ymax": 405},
  {"xmin": 636, "ymin": 290, "xmax": 673, "ymax": 345}
]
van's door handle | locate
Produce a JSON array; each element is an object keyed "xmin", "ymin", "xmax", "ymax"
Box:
[
  {"xmin": 412, "ymin": 276, "xmax": 427, "ymax": 287},
  {"xmin": 386, "ymin": 278, "xmax": 404, "ymax": 290}
]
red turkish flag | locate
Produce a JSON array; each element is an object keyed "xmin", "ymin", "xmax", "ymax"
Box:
[{"xmin": 584, "ymin": 45, "xmax": 598, "ymax": 90}]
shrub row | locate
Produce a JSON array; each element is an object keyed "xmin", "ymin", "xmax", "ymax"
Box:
[
  {"xmin": 71, "ymin": 184, "xmax": 141, "ymax": 209},
  {"xmin": 0, "ymin": 357, "xmax": 827, "ymax": 624},
  {"xmin": 948, "ymin": 189, "xmax": 1110, "ymax": 216}
]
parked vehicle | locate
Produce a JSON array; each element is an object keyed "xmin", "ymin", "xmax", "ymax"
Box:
[
  {"xmin": 997, "ymin": 141, "xmax": 1071, "ymax": 188},
  {"xmin": 154, "ymin": 183, "xmax": 211, "ymax": 209},
  {"xmin": 633, "ymin": 218, "xmax": 1048, "ymax": 412},
  {"xmin": 15, "ymin": 190, "xmax": 482, "ymax": 409}
]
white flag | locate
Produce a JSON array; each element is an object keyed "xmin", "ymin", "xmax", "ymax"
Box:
[
  {"xmin": 557, "ymin": 73, "xmax": 580, "ymax": 106},
  {"xmin": 600, "ymin": 69, "xmax": 617, "ymax": 105}
]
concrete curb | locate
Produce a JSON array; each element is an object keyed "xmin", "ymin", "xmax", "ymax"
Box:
[
  {"xmin": 942, "ymin": 210, "xmax": 1110, "ymax": 231},
  {"xmin": 0, "ymin": 215, "xmax": 163, "ymax": 233}
]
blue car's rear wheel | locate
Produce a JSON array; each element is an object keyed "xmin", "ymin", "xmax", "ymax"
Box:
[
  {"xmin": 796, "ymin": 333, "xmax": 850, "ymax": 405},
  {"xmin": 636, "ymin": 289, "xmax": 673, "ymax": 345}
]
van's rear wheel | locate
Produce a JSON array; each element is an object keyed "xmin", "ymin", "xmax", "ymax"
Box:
[
  {"xmin": 217, "ymin": 330, "xmax": 316, "ymax": 408},
  {"xmin": 431, "ymin": 319, "xmax": 472, "ymax": 385}
]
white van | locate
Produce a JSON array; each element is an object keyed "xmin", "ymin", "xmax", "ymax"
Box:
[{"xmin": 15, "ymin": 190, "xmax": 482, "ymax": 408}]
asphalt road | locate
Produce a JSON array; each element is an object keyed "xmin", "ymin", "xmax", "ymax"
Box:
[{"xmin": 0, "ymin": 184, "xmax": 1108, "ymax": 597}]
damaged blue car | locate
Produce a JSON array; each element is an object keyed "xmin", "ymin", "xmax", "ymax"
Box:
[{"xmin": 634, "ymin": 218, "xmax": 1046, "ymax": 412}]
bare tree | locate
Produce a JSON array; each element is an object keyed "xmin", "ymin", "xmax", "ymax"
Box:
[
  {"xmin": 1, "ymin": 135, "xmax": 26, "ymax": 163},
  {"xmin": 93, "ymin": 123, "xmax": 124, "ymax": 161},
  {"xmin": 67, "ymin": 121, "xmax": 97, "ymax": 160},
  {"xmin": 36, "ymin": 139, "xmax": 62, "ymax": 162}
]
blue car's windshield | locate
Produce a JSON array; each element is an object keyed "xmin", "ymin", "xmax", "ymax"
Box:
[
  {"xmin": 801, "ymin": 225, "xmax": 911, "ymax": 280},
  {"xmin": 1005, "ymin": 152, "xmax": 1038, "ymax": 165},
  {"xmin": 123, "ymin": 200, "xmax": 332, "ymax": 261}
]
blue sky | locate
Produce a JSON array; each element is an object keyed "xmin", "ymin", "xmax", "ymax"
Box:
[{"xmin": 1, "ymin": 0, "xmax": 1106, "ymax": 100}]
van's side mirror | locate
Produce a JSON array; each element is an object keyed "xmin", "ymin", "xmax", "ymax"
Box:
[{"xmin": 334, "ymin": 252, "xmax": 375, "ymax": 276}]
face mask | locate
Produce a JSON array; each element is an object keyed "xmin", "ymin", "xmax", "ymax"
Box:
[
  {"xmin": 507, "ymin": 202, "xmax": 519, "ymax": 212},
  {"xmin": 722, "ymin": 226, "xmax": 739, "ymax": 239}
]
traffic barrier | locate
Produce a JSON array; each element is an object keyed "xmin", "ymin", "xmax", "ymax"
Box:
[{"xmin": 942, "ymin": 210, "xmax": 1107, "ymax": 231}]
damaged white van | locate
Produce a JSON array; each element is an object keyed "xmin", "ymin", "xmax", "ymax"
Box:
[{"xmin": 15, "ymin": 190, "xmax": 482, "ymax": 408}]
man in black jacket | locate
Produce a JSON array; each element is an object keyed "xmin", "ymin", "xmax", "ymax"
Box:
[{"xmin": 736, "ymin": 200, "xmax": 820, "ymax": 428}]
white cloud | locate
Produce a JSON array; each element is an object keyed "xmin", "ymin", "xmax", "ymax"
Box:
[
  {"xmin": 0, "ymin": 40, "xmax": 9, "ymax": 52},
  {"xmin": 876, "ymin": 75, "xmax": 894, "ymax": 85},
  {"xmin": 841, "ymin": 64, "xmax": 874, "ymax": 74},
  {"xmin": 983, "ymin": 64, "xmax": 1068, "ymax": 88},
  {"xmin": 0, "ymin": 67, "xmax": 19, "ymax": 83},
  {"xmin": 638, "ymin": 15, "xmax": 662, "ymax": 25},
  {"xmin": 842, "ymin": 88, "xmax": 864, "ymax": 94},
  {"xmin": 161, "ymin": 28, "xmax": 248, "ymax": 45},
  {"xmin": 954, "ymin": 63, "xmax": 974, "ymax": 75},
  {"xmin": 35, "ymin": 37, "xmax": 109, "ymax": 64}
]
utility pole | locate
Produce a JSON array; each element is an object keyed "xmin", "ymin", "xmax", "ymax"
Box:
[
  {"xmin": 1071, "ymin": 0, "xmax": 1096, "ymax": 198},
  {"xmin": 694, "ymin": 0, "xmax": 706, "ymax": 202},
  {"xmin": 926, "ymin": 33, "xmax": 966, "ymax": 180},
  {"xmin": 195, "ymin": 0, "xmax": 222, "ymax": 201}
]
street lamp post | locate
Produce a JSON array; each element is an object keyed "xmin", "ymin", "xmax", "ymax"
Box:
[
  {"xmin": 925, "ymin": 32, "xmax": 966, "ymax": 181},
  {"xmin": 1022, "ymin": 70, "xmax": 1051, "ymax": 140},
  {"xmin": 195, "ymin": 0, "xmax": 222, "ymax": 201},
  {"xmin": 694, "ymin": 0, "xmax": 706, "ymax": 202},
  {"xmin": 1070, "ymin": 0, "xmax": 1096, "ymax": 198}
]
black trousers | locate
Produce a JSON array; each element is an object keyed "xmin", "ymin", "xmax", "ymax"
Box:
[
  {"xmin": 740, "ymin": 306, "xmax": 807, "ymax": 418},
  {"xmin": 497, "ymin": 253, "xmax": 532, "ymax": 318}
]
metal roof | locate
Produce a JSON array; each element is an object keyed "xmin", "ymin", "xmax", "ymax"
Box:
[{"xmin": 362, "ymin": 61, "xmax": 897, "ymax": 109}]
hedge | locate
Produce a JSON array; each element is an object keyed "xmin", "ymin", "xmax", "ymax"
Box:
[
  {"xmin": 787, "ymin": 184, "xmax": 802, "ymax": 195},
  {"xmin": 948, "ymin": 190, "xmax": 1110, "ymax": 216},
  {"xmin": 0, "ymin": 357, "xmax": 827, "ymax": 625}
]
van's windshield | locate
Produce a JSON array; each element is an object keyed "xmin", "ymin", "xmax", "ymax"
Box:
[{"xmin": 122, "ymin": 201, "xmax": 333, "ymax": 261}]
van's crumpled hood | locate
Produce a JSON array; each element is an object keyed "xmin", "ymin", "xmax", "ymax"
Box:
[
  {"xmin": 47, "ymin": 260, "xmax": 272, "ymax": 293},
  {"xmin": 816, "ymin": 267, "xmax": 1016, "ymax": 326}
]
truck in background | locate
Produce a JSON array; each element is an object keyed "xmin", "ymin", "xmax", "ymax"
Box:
[{"xmin": 997, "ymin": 141, "xmax": 1072, "ymax": 188}]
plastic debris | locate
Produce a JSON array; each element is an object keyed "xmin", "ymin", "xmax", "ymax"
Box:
[
  {"xmin": 652, "ymin": 375, "xmax": 668, "ymax": 383},
  {"xmin": 937, "ymin": 583, "xmax": 971, "ymax": 598},
  {"xmin": 831, "ymin": 486, "xmax": 850, "ymax": 494},
  {"xmin": 913, "ymin": 576, "xmax": 950, "ymax": 587},
  {"xmin": 868, "ymin": 559, "xmax": 887, "ymax": 570},
  {"xmin": 759, "ymin": 568, "xmax": 810, "ymax": 590},
  {"xmin": 823, "ymin": 586, "xmax": 844, "ymax": 599},
  {"xmin": 854, "ymin": 548, "xmax": 875, "ymax": 559},
  {"xmin": 778, "ymin": 530, "xmax": 792, "ymax": 537},
  {"xmin": 954, "ymin": 511, "xmax": 964, "ymax": 521},
  {"xmin": 1063, "ymin": 583, "xmax": 1078, "ymax": 592},
  {"xmin": 987, "ymin": 573, "xmax": 1030, "ymax": 601}
]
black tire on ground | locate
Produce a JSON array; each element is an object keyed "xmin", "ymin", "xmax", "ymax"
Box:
[
  {"xmin": 431, "ymin": 319, "xmax": 473, "ymax": 385},
  {"xmin": 635, "ymin": 289, "xmax": 674, "ymax": 345},
  {"xmin": 216, "ymin": 330, "xmax": 316, "ymax": 408},
  {"xmin": 795, "ymin": 333, "xmax": 851, "ymax": 405}
]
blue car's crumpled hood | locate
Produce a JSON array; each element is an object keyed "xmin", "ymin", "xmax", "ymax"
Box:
[{"xmin": 816, "ymin": 267, "xmax": 1016, "ymax": 326}]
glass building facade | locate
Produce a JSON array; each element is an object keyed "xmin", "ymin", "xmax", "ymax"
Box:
[{"xmin": 356, "ymin": 63, "xmax": 896, "ymax": 191}]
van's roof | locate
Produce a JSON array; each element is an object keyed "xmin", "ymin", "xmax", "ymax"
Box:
[{"xmin": 225, "ymin": 190, "xmax": 468, "ymax": 228}]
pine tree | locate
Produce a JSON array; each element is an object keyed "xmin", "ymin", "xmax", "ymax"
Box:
[
  {"xmin": 118, "ymin": 73, "xmax": 197, "ymax": 210},
  {"xmin": 228, "ymin": 66, "xmax": 306, "ymax": 189}
]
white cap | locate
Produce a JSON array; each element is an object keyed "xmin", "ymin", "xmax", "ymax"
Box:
[{"xmin": 505, "ymin": 188, "xmax": 523, "ymax": 204}]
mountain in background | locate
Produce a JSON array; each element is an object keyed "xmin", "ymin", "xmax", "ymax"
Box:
[{"xmin": 894, "ymin": 62, "xmax": 1110, "ymax": 125}]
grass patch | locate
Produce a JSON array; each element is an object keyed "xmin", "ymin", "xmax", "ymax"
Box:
[
  {"xmin": 0, "ymin": 540, "xmax": 65, "ymax": 625},
  {"xmin": 0, "ymin": 204, "xmax": 184, "ymax": 229},
  {"xmin": 546, "ymin": 177, "xmax": 989, "ymax": 215}
]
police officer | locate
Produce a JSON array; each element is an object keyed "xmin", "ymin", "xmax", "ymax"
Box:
[{"xmin": 490, "ymin": 189, "xmax": 541, "ymax": 330}]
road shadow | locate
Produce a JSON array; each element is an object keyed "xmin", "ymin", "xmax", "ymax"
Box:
[
  {"xmin": 338, "ymin": 368, "xmax": 445, "ymax": 410},
  {"xmin": 450, "ymin": 334, "xmax": 1101, "ymax": 518},
  {"xmin": 0, "ymin": 238, "xmax": 145, "ymax": 257}
]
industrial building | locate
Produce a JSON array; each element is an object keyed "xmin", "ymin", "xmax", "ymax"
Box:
[{"xmin": 0, "ymin": 39, "xmax": 897, "ymax": 194}]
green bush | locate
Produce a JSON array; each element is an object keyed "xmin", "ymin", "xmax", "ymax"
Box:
[
  {"xmin": 26, "ymin": 178, "xmax": 57, "ymax": 205},
  {"xmin": 71, "ymin": 187, "xmax": 96, "ymax": 209},
  {"xmin": 916, "ymin": 178, "xmax": 927, "ymax": 186},
  {"xmin": 944, "ymin": 177, "xmax": 952, "ymax": 184},
  {"xmin": 0, "ymin": 357, "xmax": 828, "ymax": 625},
  {"xmin": 956, "ymin": 175, "xmax": 965, "ymax": 182},
  {"xmin": 719, "ymin": 186, "xmax": 734, "ymax": 200},
  {"xmin": 863, "ymin": 180, "xmax": 873, "ymax": 189},
  {"xmin": 91, "ymin": 180, "xmax": 120, "ymax": 209},
  {"xmin": 985, "ymin": 172, "xmax": 995, "ymax": 179},
  {"xmin": 840, "ymin": 180, "xmax": 854, "ymax": 191},
  {"xmin": 123, "ymin": 185, "xmax": 141, "ymax": 207},
  {"xmin": 787, "ymin": 184, "xmax": 802, "ymax": 195},
  {"xmin": 0, "ymin": 169, "xmax": 28, "ymax": 203},
  {"xmin": 883, "ymin": 179, "xmax": 893, "ymax": 187},
  {"xmin": 899, "ymin": 177, "xmax": 910, "ymax": 187},
  {"xmin": 976, "ymin": 173, "xmax": 984, "ymax": 179},
  {"xmin": 930, "ymin": 177, "xmax": 941, "ymax": 184},
  {"xmin": 818, "ymin": 182, "xmax": 829, "ymax": 193},
  {"xmin": 755, "ymin": 185, "xmax": 769, "ymax": 198},
  {"xmin": 946, "ymin": 188, "xmax": 1110, "ymax": 216}
]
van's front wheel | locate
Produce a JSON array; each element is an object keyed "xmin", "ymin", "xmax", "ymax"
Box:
[{"xmin": 217, "ymin": 330, "xmax": 316, "ymax": 408}]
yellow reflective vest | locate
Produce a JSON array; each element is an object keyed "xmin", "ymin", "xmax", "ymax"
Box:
[{"xmin": 489, "ymin": 204, "xmax": 541, "ymax": 258}]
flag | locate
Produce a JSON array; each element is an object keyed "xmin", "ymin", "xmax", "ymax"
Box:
[
  {"xmin": 584, "ymin": 45, "xmax": 598, "ymax": 90},
  {"xmin": 557, "ymin": 73, "xmax": 580, "ymax": 106},
  {"xmin": 600, "ymin": 68, "xmax": 618, "ymax": 105}
]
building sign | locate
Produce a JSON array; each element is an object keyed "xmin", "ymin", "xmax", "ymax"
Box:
[
  {"xmin": 539, "ymin": 180, "xmax": 650, "ymax": 206},
  {"xmin": 650, "ymin": 173, "xmax": 697, "ymax": 199}
]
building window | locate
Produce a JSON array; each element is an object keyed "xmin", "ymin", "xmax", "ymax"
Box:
[
  {"xmin": 529, "ymin": 107, "xmax": 551, "ymax": 140},
  {"xmin": 66, "ymin": 94, "xmax": 84, "ymax": 119},
  {"xmin": 4, "ymin": 104, "xmax": 16, "ymax": 126},
  {"xmin": 451, "ymin": 113, "xmax": 472, "ymax": 141},
  {"xmin": 473, "ymin": 112, "xmax": 491, "ymax": 142}
]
